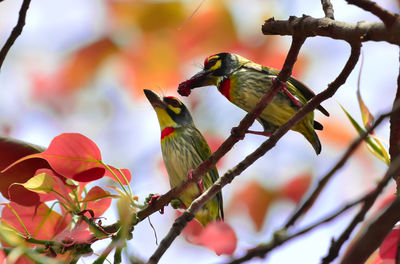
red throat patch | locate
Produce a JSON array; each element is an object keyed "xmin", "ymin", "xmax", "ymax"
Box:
[
  {"xmin": 161, "ymin": 127, "xmax": 175, "ymax": 140},
  {"xmin": 219, "ymin": 78, "xmax": 231, "ymax": 101}
]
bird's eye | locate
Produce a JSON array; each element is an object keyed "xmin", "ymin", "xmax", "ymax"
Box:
[
  {"xmin": 169, "ymin": 100, "xmax": 180, "ymax": 108},
  {"xmin": 205, "ymin": 58, "xmax": 218, "ymax": 69}
]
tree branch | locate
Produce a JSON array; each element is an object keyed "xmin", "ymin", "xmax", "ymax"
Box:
[
  {"xmin": 346, "ymin": 0, "xmax": 399, "ymax": 28},
  {"xmin": 390, "ymin": 51, "xmax": 400, "ymax": 190},
  {"xmin": 341, "ymin": 196, "xmax": 400, "ymax": 264},
  {"xmin": 146, "ymin": 36, "xmax": 307, "ymax": 264},
  {"xmin": 225, "ymin": 106, "xmax": 398, "ymax": 264},
  {"xmin": 227, "ymin": 157, "xmax": 400, "ymax": 264},
  {"xmin": 0, "ymin": 0, "xmax": 31, "ymax": 71},
  {"xmin": 227, "ymin": 193, "xmax": 364, "ymax": 264},
  {"xmin": 321, "ymin": 157, "xmax": 400, "ymax": 264},
  {"xmin": 262, "ymin": 16, "xmax": 400, "ymax": 45},
  {"xmin": 321, "ymin": 0, "xmax": 335, "ymax": 19},
  {"xmin": 284, "ymin": 107, "xmax": 396, "ymax": 229}
]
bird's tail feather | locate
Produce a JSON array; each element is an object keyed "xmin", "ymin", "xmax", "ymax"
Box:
[{"xmin": 301, "ymin": 122, "xmax": 321, "ymax": 155}]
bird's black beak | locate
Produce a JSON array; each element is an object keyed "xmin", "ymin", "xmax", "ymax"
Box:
[
  {"xmin": 144, "ymin": 89, "xmax": 166, "ymax": 109},
  {"xmin": 177, "ymin": 69, "xmax": 212, "ymax": 97}
]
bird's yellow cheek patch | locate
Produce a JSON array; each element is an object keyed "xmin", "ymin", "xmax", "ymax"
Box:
[
  {"xmin": 209, "ymin": 60, "xmax": 221, "ymax": 71},
  {"xmin": 155, "ymin": 108, "xmax": 177, "ymax": 129},
  {"xmin": 167, "ymin": 105, "xmax": 181, "ymax": 114}
]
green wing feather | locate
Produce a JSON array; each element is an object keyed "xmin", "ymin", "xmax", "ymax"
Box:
[
  {"xmin": 245, "ymin": 64, "xmax": 329, "ymax": 116},
  {"xmin": 190, "ymin": 128, "xmax": 224, "ymax": 220}
]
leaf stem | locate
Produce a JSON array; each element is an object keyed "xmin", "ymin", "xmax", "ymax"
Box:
[
  {"xmin": 100, "ymin": 162, "xmax": 129, "ymax": 197},
  {"xmin": 117, "ymin": 168, "xmax": 133, "ymax": 196},
  {"xmin": 5, "ymin": 204, "xmax": 31, "ymax": 237}
]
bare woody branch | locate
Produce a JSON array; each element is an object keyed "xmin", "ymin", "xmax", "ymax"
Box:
[
  {"xmin": 225, "ymin": 106, "xmax": 398, "ymax": 263},
  {"xmin": 228, "ymin": 157, "xmax": 400, "ymax": 264},
  {"xmin": 146, "ymin": 36, "xmax": 307, "ymax": 264},
  {"xmin": 341, "ymin": 196, "xmax": 400, "ymax": 264},
  {"xmin": 322, "ymin": 157, "xmax": 400, "ymax": 264},
  {"xmin": 0, "ymin": 0, "xmax": 31, "ymax": 71},
  {"xmin": 227, "ymin": 199, "xmax": 363, "ymax": 264},
  {"xmin": 346, "ymin": 0, "xmax": 399, "ymax": 28},
  {"xmin": 321, "ymin": 0, "xmax": 335, "ymax": 19},
  {"xmin": 284, "ymin": 106, "xmax": 397, "ymax": 229},
  {"xmin": 390, "ymin": 52, "xmax": 400, "ymax": 189},
  {"xmin": 262, "ymin": 16, "xmax": 400, "ymax": 45}
]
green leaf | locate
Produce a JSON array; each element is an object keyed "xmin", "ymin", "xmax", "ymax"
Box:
[{"xmin": 341, "ymin": 105, "xmax": 390, "ymax": 165}]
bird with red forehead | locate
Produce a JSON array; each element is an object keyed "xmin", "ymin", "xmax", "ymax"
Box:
[
  {"xmin": 144, "ymin": 89, "xmax": 223, "ymax": 226},
  {"xmin": 178, "ymin": 52, "xmax": 329, "ymax": 154}
]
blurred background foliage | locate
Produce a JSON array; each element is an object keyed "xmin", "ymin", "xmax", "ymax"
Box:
[{"xmin": 0, "ymin": 0, "xmax": 399, "ymax": 263}]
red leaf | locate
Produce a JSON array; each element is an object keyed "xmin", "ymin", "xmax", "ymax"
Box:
[
  {"xmin": 320, "ymin": 118, "xmax": 357, "ymax": 147},
  {"xmin": 85, "ymin": 191, "xmax": 112, "ymax": 218},
  {"xmin": 184, "ymin": 220, "xmax": 237, "ymax": 255},
  {"xmin": 0, "ymin": 250, "xmax": 5, "ymax": 263},
  {"xmin": 83, "ymin": 186, "xmax": 113, "ymax": 202},
  {"xmin": 80, "ymin": 187, "xmax": 113, "ymax": 218},
  {"xmin": 73, "ymin": 167, "xmax": 105, "ymax": 182},
  {"xmin": 14, "ymin": 257, "xmax": 34, "ymax": 264},
  {"xmin": 280, "ymin": 173, "xmax": 312, "ymax": 203},
  {"xmin": 379, "ymin": 227, "xmax": 400, "ymax": 260},
  {"xmin": 54, "ymin": 224, "xmax": 92, "ymax": 244},
  {"xmin": 1, "ymin": 202, "xmax": 69, "ymax": 240},
  {"xmin": 32, "ymin": 38, "xmax": 118, "ymax": 102},
  {"xmin": 366, "ymin": 251, "xmax": 392, "ymax": 264},
  {"xmin": 228, "ymin": 181, "xmax": 277, "ymax": 231},
  {"xmin": 3, "ymin": 133, "xmax": 105, "ymax": 182},
  {"xmin": 8, "ymin": 185, "xmax": 40, "ymax": 206},
  {"xmin": 0, "ymin": 137, "xmax": 49, "ymax": 206},
  {"xmin": 377, "ymin": 194, "xmax": 396, "ymax": 211},
  {"xmin": 182, "ymin": 213, "xmax": 204, "ymax": 239}
]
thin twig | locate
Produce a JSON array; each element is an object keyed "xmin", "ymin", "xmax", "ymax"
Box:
[
  {"xmin": 341, "ymin": 196, "xmax": 400, "ymax": 264},
  {"xmin": 146, "ymin": 36, "xmax": 307, "ymax": 264},
  {"xmin": 262, "ymin": 16, "xmax": 400, "ymax": 45},
  {"xmin": 346, "ymin": 0, "xmax": 399, "ymax": 28},
  {"xmin": 227, "ymin": 194, "xmax": 364, "ymax": 264},
  {"xmin": 284, "ymin": 108, "xmax": 395, "ymax": 229},
  {"xmin": 178, "ymin": 0, "xmax": 207, "ymax": 31},
  {"xmin": 322, "ymin": 157, "xmax": 400, "ymax": 264},
  {"xmin": 227, "ymin": 157, "xmax": 400, "ymax": 264},
  {"xmin": 0, "ymin": 0, "xmax": 31, "ymax": 71},
  {"xmin": 321, "ymin": 0, "xmax": 335, "ymax": 19},
  {"xmin": 227, "ymin": 106, "xmax": 398, "ymax": 263}
]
